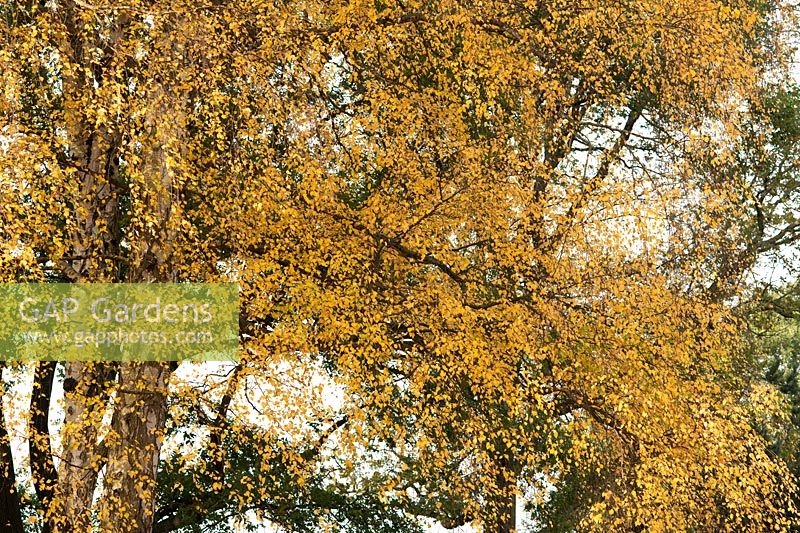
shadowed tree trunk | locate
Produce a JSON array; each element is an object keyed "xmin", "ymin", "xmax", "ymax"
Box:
[
  {"xmin": 0, "ymin": 364, "xmax": 24, "ymax": 533},
  {"xmin": 485, "ymin": 452, "xmax": 519, "ymax": 533},
  {"xmin": 487, "ymin": 482, "xmax": 517, "ymax": 533},
  {"xmin": 29, "ymin": 361, "xmax": 57, "ymax": 533}
]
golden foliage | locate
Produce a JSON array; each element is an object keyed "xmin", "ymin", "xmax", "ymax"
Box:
[{"xmin": 0, "ymin": 0, "xmax": 796, "ymax": 530}]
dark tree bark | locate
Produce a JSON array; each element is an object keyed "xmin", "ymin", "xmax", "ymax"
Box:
[
  {"xmin": 488, "ymin": 484, "xmax": 517, "ymax": 533},
  {"xmin": 29, "ymin": 361, "xmax": 58, "ymax": 533},
  {"xmin": 0, "ymin": 364, "xmax": 24, "ymax": 533},
  {"xmin": 485, "ymin": 452, "xmax": 519, "ymax": 533}
]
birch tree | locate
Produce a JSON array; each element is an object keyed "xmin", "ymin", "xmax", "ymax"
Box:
[{"xmin": 0, "ymin": 0, "xmax": 797, "ymax": 532}]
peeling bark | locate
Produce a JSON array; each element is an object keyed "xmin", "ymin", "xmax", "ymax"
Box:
[
  {"xmin": 97, "ymin": 362, "xmax": 170, "ymax": 533},
  {"xmin": 57, "ymin": 361, "xmax": 114, "ymax": 531}
]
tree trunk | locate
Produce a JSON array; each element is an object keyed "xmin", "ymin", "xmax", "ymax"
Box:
[
  {"xmin": 502, "ymin": 493, "xmax": 517, "ymax": 533},
  {"xmin": 57, "ymin": 361, "xmax": 114, "ymax": 531},
  {"xmin": 486, "ymin": 492, "xmax": 517, "ymax": 533},
  {"xmin": 0, "ymin": 366, "xmax": 24, "ymax": 533},
  {"xmin": 29, "ymin": 361, "xmax": 57, "ymax": 533},
  {"xmin": 486, "ymin": 452, "xmax": 519, "ymax": 533},
  {"xmin": 97, "ymin": 362, "xmax": 170, "ymax": 533}
]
